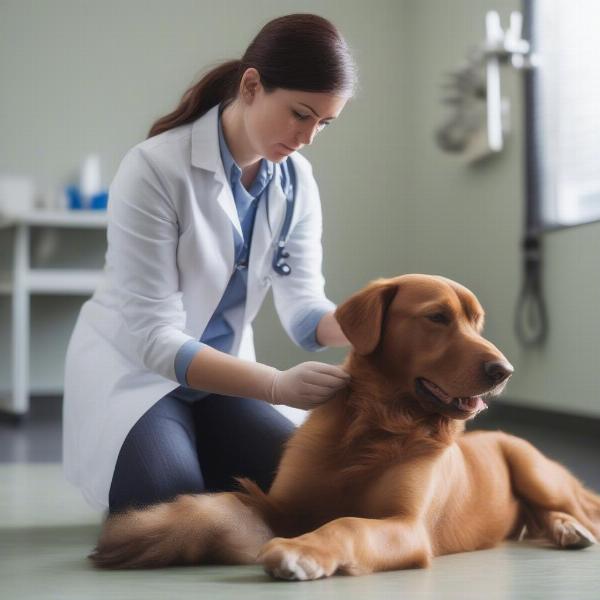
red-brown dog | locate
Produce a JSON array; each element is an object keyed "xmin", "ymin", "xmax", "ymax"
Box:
[{"xmin": 91, "ymin": 274, "xmax": 600, "ymax": 580}]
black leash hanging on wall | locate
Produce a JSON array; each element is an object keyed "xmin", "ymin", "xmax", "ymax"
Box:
[
  {"xmin": 514, "ymin": 0, "xmax": 548, "ymax": 347},
  {"xmin": 514, "ymin": 234, "xmax": 547, "ymax": 346}
]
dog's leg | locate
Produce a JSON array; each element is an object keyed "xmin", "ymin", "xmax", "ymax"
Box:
[
  {"xmin": 257, "ymin": 517, "xmax": 432, "ymax": 581},
  {"xmin": 90, "ymin": 492, "xmax": 273, "ymax": 569},
  {"xmin": 499, "ymin": 432, "xmax": 600, "ymax": 542}
]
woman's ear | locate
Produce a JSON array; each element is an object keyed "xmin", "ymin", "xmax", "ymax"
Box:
[
  {"xmin": 334, "ymin": 279, "xmax": 398, "ymax": 355},
  {"xmin": 240, "ymin": 67, "xmax": 261, "ymax": 102}
]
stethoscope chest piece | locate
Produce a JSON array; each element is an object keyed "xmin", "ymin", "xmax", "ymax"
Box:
[{"xmin": 273, "ymin": 240, "xmax": 291, "ymax": 276}]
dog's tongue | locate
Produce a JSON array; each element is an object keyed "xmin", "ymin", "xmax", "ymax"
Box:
[{"xmin": 457, "ymin": 396, "xmax": 488, "ymax": 413}]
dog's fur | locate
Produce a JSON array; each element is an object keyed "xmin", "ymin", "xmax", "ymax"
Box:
[{"xmin": 90, "ymin": 274, "xmax": 600, "ymax": 579}]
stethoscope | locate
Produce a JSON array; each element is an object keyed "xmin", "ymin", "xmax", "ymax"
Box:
[{"xmin": 267, "ymin": 157, "xmax": 296, "ymax": 276}]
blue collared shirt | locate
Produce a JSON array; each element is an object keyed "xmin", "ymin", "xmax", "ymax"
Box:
[{"xmin": 173, "ymin": 109, "xmax": 330, "ymax": 391}]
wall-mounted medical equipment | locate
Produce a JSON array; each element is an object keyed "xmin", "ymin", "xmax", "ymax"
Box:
[
  {"xmin": 435, "ymin": 11, "xmax": 536, "ymax": 163},
  {"xmin": 437, "ymin": 8, "xmax": 548, "ymax": 347}
]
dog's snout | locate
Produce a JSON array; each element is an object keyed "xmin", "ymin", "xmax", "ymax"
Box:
[{"xmin": 484, "ymin": 360, "xmax": 514, "ymax": 384}]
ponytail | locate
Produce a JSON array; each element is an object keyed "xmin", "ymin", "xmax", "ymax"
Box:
[{"xmin": 147, "ymin": 60, "xmax": 241, "ymax": 138}]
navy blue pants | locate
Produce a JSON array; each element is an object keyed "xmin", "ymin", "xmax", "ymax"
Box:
[{"xmin": 108, "ymin": 391, "xmax": 296, "ymax": 514}]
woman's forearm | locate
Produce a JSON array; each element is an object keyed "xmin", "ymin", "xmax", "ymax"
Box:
[
  {"xmin": 185, "ymin": 344, "xmax": 351, "ymax": 410},
  {"xmin": 186, "ymin": 345, "xmax": 277, "ymax": 401},
  {"xmin": 316, "ymin": 310, "xmax": 350, "ymax": 348}
]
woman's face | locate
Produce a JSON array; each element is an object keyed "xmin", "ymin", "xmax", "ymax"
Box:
[{"xmin": 241, "ymin": 70, "xmax": 348, "ymax": 163}]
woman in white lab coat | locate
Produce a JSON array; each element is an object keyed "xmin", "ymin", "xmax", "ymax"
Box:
[{"xmin": 62, "ymin": 13, "xmax": 357, "ymax": 512}]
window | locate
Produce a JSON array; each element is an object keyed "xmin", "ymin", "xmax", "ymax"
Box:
[{"xmin": 527, "ymin": 0, "xmax": 600, "ymax": 229}]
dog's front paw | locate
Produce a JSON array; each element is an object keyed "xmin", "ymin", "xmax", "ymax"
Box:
[{"xmin": 257, "ymin": 536, "xmax": 338, "ymax": 581}]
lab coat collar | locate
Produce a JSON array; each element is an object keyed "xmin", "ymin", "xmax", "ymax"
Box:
[{"xmin": 191, "ymin": 104, "xmax": 222, "ymax": 173}]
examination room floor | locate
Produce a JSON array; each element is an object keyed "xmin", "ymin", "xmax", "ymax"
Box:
[{"xmin": 1, "ymin": 397, "xmax": 599, "ymax": 600}]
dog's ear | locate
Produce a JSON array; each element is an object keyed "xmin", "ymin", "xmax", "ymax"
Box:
[{"xmin": 335, "ymin": 279, "xmax": 398, "ymax": 355}]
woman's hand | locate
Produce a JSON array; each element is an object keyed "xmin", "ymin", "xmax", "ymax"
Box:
[{"xmin": 267, "ymin": 361, "xmax": 350, "ymax": 410}]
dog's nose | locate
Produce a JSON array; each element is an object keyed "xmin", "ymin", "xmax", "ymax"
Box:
[{"xmin": 484, "ymin": 360, "xmax": 514, "ymax": 384}]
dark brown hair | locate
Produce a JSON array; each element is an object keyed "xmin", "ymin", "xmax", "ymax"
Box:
[{"xmin": 147, "ymin": 14, "xmax": 356, "ymax": 138}]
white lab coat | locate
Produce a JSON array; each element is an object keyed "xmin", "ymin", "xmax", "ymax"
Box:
[{"xmin": 62, "ymin": 104, "xmax": 335, "ymax": 511}]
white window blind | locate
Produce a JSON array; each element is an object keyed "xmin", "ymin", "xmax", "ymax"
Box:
[{"xmin": 534, "ymin": 0, "xmax": 600, "ymax": 228}]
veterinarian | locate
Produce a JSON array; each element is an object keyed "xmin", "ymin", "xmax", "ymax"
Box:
[{"xmin": 62, "ymin": 14, "xmax": 356, "ymax": 513}]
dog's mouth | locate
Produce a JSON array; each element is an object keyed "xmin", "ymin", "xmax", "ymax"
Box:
[{"xmin": 415, "ymin": 378, "xmax": 488, "ymax": 419}]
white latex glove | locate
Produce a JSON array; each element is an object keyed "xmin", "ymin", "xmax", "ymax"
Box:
[{"xmin": 267, "ymin": 361, "xmax": 351, "ymax": 410}]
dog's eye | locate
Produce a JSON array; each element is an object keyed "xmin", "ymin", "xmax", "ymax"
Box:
[{"xmin": 427, "ymin": 313, "xmax": 450, "ymax": 325}]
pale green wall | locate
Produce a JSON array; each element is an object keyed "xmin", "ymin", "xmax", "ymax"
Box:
[{"xmin": 1, "ymin": 0, "xmax": 598, "ymax": 417}]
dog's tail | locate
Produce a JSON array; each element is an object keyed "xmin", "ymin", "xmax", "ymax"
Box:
[
  {"xmin": 89, "ymin": 490, "xmax": 273, "ymax": 569},
  {"xmin": 231, "ymin": 477, "xmax": 289, "ymax": 531},
  {"xmin": 233, "ymin": 477, "xmax": 305, "ymax": 538}
]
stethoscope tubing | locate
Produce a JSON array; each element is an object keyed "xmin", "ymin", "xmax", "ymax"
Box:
[{"xmin": 268, "ymin": 157, "xmax": 296, "ymax": 276}]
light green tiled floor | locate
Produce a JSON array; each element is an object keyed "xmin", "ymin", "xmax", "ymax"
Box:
[{"xmin": 1, "ymin": 464, "xmax": 599, "ymax": 600}]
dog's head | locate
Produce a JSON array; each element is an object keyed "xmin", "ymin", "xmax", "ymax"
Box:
[{"xmin": 335, "ymin": 274, "xmax": 513, "ymax": 421}]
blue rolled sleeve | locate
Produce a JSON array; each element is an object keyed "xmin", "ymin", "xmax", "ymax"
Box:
[
  {"xmin": 291, "ymin": 303, "xmax": 336, "ymax": 352},
  {"xmin": 174, "ymin": 339, "xmax": 208, "ymax": 386}
]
